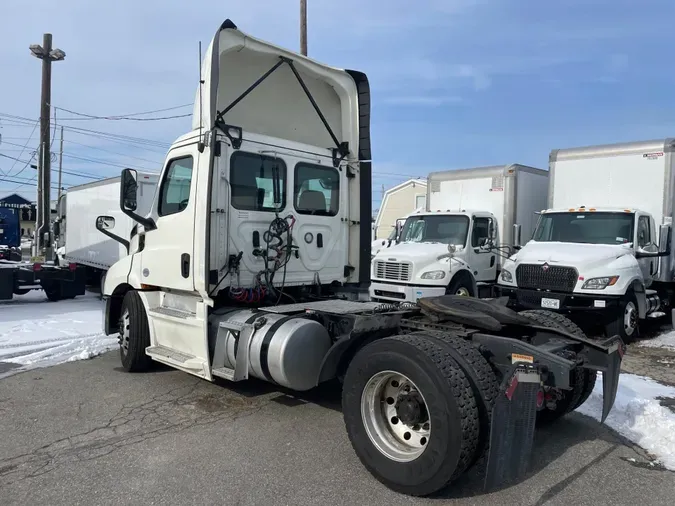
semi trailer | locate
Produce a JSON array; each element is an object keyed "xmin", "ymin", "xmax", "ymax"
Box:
[
  {"xmin": 98, "ymin": 19, "xmax": 623, "ymax": 497},
  {"xmin": 54, "ymin": 172, "xmax": 159, "ymax": 290},
  {"xmin": 497, "ymin": 138, "xmax": 675, "ymax": 341},
  {"xmin": 370, "ymin": 164, "xmax": 548, "ymax": 302}
]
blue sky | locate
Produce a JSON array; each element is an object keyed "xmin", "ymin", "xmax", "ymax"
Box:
[{"xmin": 1, "ymin": 0, "xmax": 674, "ymax": 212}]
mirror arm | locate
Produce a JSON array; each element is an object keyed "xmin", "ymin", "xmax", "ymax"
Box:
[
  {"xmin": 121, "ymin": 207, "xmax": 156, "ymax": 231},
  {"xmin": 97, "ymin": 227, "xmax": 130, "ymax": 254}
]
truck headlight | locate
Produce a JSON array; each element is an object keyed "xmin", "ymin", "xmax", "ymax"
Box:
[
  {"xmin": 581, "ymin": 276, "xmax": 619, "ymax": 290},
  {"xmin": 421, "ymin": 270, "xmax": 446, "ymax": 280},
  {"xmin": 500, "ymin": 269, "xmax": 513, "ymax": 283}
]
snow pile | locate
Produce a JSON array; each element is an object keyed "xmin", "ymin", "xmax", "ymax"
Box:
[
  {"xmin": 0, "ymin": 291, "xmax": 118, "ymax": 377},
  {"xmin": 638, "ymin": 331, "xmax": 675, "ymax": 352},
  {"xmin": 577, "ymin": 372, "xmax": 675, "ymax": 470}
]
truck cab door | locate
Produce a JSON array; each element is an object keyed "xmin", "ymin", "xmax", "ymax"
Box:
[
  {"xmin": 465, "ymin": 216, "xmax": 497, "ymax": 282},
  {"xmin": 635, "ymin": 213, "xmax": 656, "ymax": 286},
  {"xmin": 138, "ymin": 147, "xmax": 198, "ymax": 291}
]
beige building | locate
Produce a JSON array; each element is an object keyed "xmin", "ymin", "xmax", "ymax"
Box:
[{"xmin": 374, "ymin": 179, "xmax": 427, "ymax": 239}]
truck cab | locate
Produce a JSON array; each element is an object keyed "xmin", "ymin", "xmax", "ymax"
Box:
[
  {"xmin": 100, "ymin": 19, "xmax": 371, "ymax": 380},
  {"xmin": 498, "ymin": 206, "xmax": 669, "ymax": 341},
  {"xmin": 369, "ymin": 210, "xmax": 498, "ymax": 302}
]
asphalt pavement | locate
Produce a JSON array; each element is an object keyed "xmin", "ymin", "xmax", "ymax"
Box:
[{"xmin": 0, "ymin": 351, "xmax": 673, "ymax": 506}]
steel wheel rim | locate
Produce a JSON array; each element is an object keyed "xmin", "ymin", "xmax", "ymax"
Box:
[
  {"xmin": 120, "ymin": 309, "xmax": 130, "ymax": 355},
  {"xmin": 455, "ymin": 287, "xmax": 470, "ymax": 296},
  {"xmin": 624, "ymin": 301, "xmax": 637, "ymax": 336},
  {"xmin": 361, "ymin": 370, "xmax": 431, "ymax": 462}
]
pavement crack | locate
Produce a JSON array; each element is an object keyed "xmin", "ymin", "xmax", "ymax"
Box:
[{"xmin": 0, "ymin": 379, "xmax": 274, "ymax": 488}]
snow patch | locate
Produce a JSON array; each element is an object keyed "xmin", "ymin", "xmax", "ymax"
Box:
[
  {"xmin": 638, "ymin": 331, "xmax": 675, "ymax": 352},
  {"xmin": 577, "ymin": 372, "xmax": 675, "ymax": 470},
  {"xmin": 0, "ymin": 291, "xmax": 116, "ymax": 377}
]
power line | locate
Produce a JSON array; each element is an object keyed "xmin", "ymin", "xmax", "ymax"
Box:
[
  {"xmin": 51, "ymin": 103, "xmax": 192, "ymax": 121},
  {"xmin": 2, "ymin": 137, "xmax": 161, "ymax": 173},
  {"xmin": 1, "ymin": 118, "xmax": 38, "ymax": 177},
  {"xmin": 0, "ymin": 151, "xmax": 111, "ymax": 180},
  {"xmin": 0, "ymin": 112, "xmax": 172, "ymax": 149}
]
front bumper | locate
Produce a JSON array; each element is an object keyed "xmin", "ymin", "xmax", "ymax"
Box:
[
  {"xmin": 497, "ymin": 286, "xmax": 622, "ymax": 312},
  {"xmin": 369, "ymin": 281, "xmax": 446, "ymax": 302}
]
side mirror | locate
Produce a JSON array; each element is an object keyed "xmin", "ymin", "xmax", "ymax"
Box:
[
  {"xmin": 96, "ymin": 215, "xmax": 116, "ymax": 231},
  {"xmin": 118, "ymin": 168, "xmax": 156, "ymax": 231},
  {"xmin": 659, "ymin": 224, "xmax": 670, "ymax": 255},
  {"xmin": 488, "ymin": 220, "xmax": 496, "ymax": 240},
  {"xmin": 121, "ymin": 168, "xmax": 138, "ymax": 212},
  {"xmin": 513, "ymin": 224, "xmax": 522, "ymax": 249},
  {"xmin": 53, "ymin": 221, "xmax": 60, "ymax": 237}
]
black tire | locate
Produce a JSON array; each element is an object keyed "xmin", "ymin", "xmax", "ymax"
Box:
[
  {"xmin": 605, "ymin": 292, "xmax": 639, "ymax": 344},
  {"xmin": 342, "ymin": 334, "xmax": 480, "ymax": 497},
  {"xmin": 406, "ymin": 331, "xmax": 499, "ymax": 470},
  {"xmin": 447, "ymin": 273, "xmax": 474, "ymax": 297},
  {"xmin": 119, "ymin": 290, "xmax": 152, "ymax": 372},
  {"xmin": 519, "ymin": 309, "xmax": 596, "ymax": 422},
  {"xmin": 44, "ymin": 286, "xmax": 60, "ymax": 302}
]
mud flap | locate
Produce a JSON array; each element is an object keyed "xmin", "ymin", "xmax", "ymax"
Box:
[
  {"xmin": 484, "ymin": 365, "xmax": 540, "ymax": 491},
  {"xmin": 601, "ymin": 343, "xmax": 623, "ymax": 423}
]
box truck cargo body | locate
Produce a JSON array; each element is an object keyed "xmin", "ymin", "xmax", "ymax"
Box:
[
  {"xmin": 58, "ymin": 172, "xmax": 158, "ymax": 284},
  {"xmin": 370, "ymin": 164, "xmax": 548, "ymax": 303},
  {"xmin": 498, "ymin": 138, "xmax": 675, "ymax": 341}
]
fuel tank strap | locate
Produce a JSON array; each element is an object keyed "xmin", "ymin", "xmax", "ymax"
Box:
[{"xmin": 259, "ymin": 314, "xmax": 302, "ymax": 383}]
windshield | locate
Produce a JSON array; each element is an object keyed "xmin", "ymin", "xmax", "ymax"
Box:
[
  {"xmin": 533, "ymin": 212, "xmax": 635, "ymax": 245},
  {"xmin": 399, "ymin": 215, "xmax": 470, "ymax": 245}
]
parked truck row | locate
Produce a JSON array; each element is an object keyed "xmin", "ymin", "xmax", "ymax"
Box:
[
  {"xmin": 90, "ymin": 19, "xmax": 624, "ymax": 498},
  {"xmin": 371, "ymin": 138, "xmax": 675, "ymax": 343}
]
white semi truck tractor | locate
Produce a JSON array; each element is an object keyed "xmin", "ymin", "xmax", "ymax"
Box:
[
  {"xmin": 98, "ymin": 19, "xmax": 624, "ymax": 497},
  {"xmin": 498, "ymin": 138, "xmax": 674, "ymax": 342},
  {"xmin": 370, "ymin": 164, "xmax": 548, "ymax": 302}
]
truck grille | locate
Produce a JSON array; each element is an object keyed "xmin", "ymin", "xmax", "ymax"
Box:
[
  {"xmin": 373, "ymin": 261, "xmax": 411, "ymax": 282},
  {"xmin": 515, "ymin": 264, "xmax": 578, "ymax": 293}
]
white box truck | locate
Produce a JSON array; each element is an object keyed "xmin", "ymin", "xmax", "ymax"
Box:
[
  {"xmin": 370, "ymin": 164, "xmax": 549, "ymax": 302},
  {"xmin": 497, "ymin": 138, "xmax": 675, "ymax": 342},
  {"xmin": 54, "ymin": 172, "xmax": 158, "ymax": 289},
  {"xmin": 93, "ymin": 19, "xmax": 623, "ymax": 497}
]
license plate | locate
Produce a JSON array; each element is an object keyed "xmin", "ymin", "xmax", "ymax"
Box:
[{"xmin": 541, "ymin": 297, "xmax": 560, "ymax": 309}]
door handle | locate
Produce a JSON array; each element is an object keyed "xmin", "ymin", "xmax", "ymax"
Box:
[{"xmin": 181, "ymin": 253, "xmax": 190, "ymax": 278}]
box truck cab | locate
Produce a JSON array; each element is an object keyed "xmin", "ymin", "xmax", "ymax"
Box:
[
  {"xmin": 370, "ymin": 210, "xmax": 499, "ymax": 301},
  {"xmin": 369, "ymin": 164, "xmax": 548, "ymax": 302},
  {"xmin": 498, "ymin": 138, "xmax": 674, "ymax": 341}
]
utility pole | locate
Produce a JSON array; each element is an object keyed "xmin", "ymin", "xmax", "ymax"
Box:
[
  {"xmin": 300, "ymin": 0, "xmax": 307, "ymax": 56},
  {"xmin": 57, "ymin": 126, "xmax": 64, "ymax": 201},
  {"xmin": 29, "ymin": 33, "xmax": 65, "ymax": 260}
]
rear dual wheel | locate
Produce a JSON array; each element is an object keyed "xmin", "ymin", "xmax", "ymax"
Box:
[{"xmin": 342, "ymin": 334, "xmax": 487, "ymax": 496}]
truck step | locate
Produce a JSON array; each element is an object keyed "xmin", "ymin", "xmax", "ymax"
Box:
[
  {"xmin": 149, "ymin": 306, "xmax": 196, "ymax": 319},
  {"xmin": 211, "ymin": 367, "xmax": 237, "ymax": 381},
  {"xmin": 648, "ymin": 311, "xmax": 666, "ymax": 318},
  {"xmin": 146, "ymin": 345, "xmax": 194, "ymax": 364}
]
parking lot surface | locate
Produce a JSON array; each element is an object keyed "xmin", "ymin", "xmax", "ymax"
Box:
[{"xmin": 0, "ymin": 351, "xmax": 674, "ymax": 506}]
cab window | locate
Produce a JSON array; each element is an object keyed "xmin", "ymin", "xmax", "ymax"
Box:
[
  {"xmin": 230, "ymin": 151, "xmax": 286, "ymax": 212},
  {"xmin": 294, "ymin": 163, "xmax": 339, "ymax": 216},
  {"xmin": 158, "ymin": 156, "xmax": 194, "ymax": 216},
  {"xmin": 637, "ymin": 216, "xmax": 651, "ymax": 247},
  {"xmin": 471, "ymin": 217, "xmax": 491, "ymax": 247}
]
